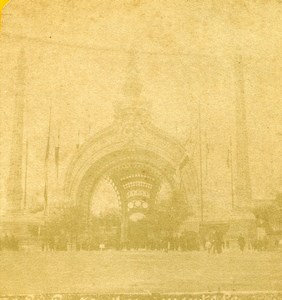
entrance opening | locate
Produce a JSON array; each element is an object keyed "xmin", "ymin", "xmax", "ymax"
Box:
[
  {"xmin": 91, "ymin": 178, "xmax": 120, "ymax": 217},
  {"xmin": 89, "ymin": 178, "xmax": 120, "ymax": 249},
  {"xmin": 128, "ymin": 213, "xmax": 148, "ymax": 249},
  {"xmin": 81, "ymin": 165, "xmax": 190, "ymax": 250}
]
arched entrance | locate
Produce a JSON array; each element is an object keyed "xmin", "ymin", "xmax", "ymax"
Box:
[
  {"xmin": 74, "ymin": 149, "xmax": 186, "ymax": 247},
  {"xmin": 65, "ymin": 123, "xmax": 199, "ymax": 248},
  {"xmin": 65, "ymin": 53, "xmax": 200, "ymax": 247}
]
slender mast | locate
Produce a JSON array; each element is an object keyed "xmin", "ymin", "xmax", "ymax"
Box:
[
  {"xmin": 23, "ymin": 140, "xmax": 28, "ymax": 210},
  {"xmin": 7, "ymin": 49, "xmax": 26, "ymax": 212},
  {"xmin": 198, "ymin": 101, "xmax": 204, "ymax": 222},
  {"xmin": 230, "ymin": 137, "xmax": 235, "ymax": 209},
  {"xmin": 234, "ymin": 55, "xmax": 252, "ymax": 206},
  {"xmin": 44, "ymin": 107, "xmax": 52, "ymax": 215},
  {"xmin": 205, "ymin": 129, "xmax": 208, "ymax": 177}
]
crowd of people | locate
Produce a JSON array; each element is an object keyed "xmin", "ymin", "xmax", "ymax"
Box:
[
  {"xmin": 250, "ymin": 236, "xmax": 272, "ymax": 251},
  {"xmin": 39, "ymin": 229, "xmax": 201, "ymax": 252},
  {"xmin": 204, "ymin": 231, "xmax": 226, "ymax": 254},
  {"xmin": 0, "ymin": 234, "xmax": 19, "ymax": 251},
  {"xmin": 38, "ymin": 231, "xmax": 273, "ymax": 253},
  {"xmin": 203, "ymin": 233, "xmax": 277, "ymax": 254},
  {"xmin": 0, "ymin": 231, "xmax": 279, "ymax": 253}
]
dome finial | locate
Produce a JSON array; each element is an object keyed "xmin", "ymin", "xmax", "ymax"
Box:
[
  {"xmin": 114, "ymin": 48, "xmax": 151, "ymax": 121},
  {"xmin": 122, "ymin": 48, "xmax": 142, "ymax": 101}
]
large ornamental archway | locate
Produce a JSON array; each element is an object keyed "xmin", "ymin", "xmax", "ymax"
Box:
[
  {"xmin": 65, "ymin": 106, "xmax": 199, "ymax": 244},
  {"xmin": 64, "ymin": 51, "xmax": 200, "ymax": 246}
]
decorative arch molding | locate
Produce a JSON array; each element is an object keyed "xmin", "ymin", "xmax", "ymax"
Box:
[{"xmin": 65, "ymin": 117, "xmax": 200, "ymax": 221}]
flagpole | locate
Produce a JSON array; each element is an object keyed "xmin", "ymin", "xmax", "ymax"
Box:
[
  {"xmin": 205, "ymin": 129, "xmax": 208, "ymax": 178},
  {"xmin": 44, "ymin": 106, "xmax": 52, "ymax": 216},
  {"xmin": 55, "ymin": 127, "xmax": 60, "ymax": 180},
  {"xmin": 23, "ymin": 140, "xmax": 28, "ymax": 210},
  {"xmin": 198, "ymin": 101, "xmax": 204, "ymax": 222},
  {"xmin": 230, "ymin": 137, "xmax": 235, "ymax": 209}
]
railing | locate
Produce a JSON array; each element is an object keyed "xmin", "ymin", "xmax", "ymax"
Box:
[{"xmin": 0, "ymin": 292, "xmax": 281, "ymax": 300}]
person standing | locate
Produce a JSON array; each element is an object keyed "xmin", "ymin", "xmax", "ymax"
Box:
[
  {"xmin": 238, "ymin": 234, "xmax": 246, "ymax": 253},
  {"xmin": 214, "ymin": 231, "xmax": 223, "ymax": 254},
  {"xmin": 205, "ymin": 240, "xmax": 212, "ymax": 254}
]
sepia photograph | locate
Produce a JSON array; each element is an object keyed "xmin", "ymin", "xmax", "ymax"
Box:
[{"xmin": 0, "ymin": 1, "xmax": 281, "ymax": 299}]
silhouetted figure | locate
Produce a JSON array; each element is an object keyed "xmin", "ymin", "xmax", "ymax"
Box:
[
  {"xmin": 214, "ymin": 231, "xmax": 223, "ymax": 254},
  {"xmin": 205, "ymin": 240, "xmax": 212, "ymax": 253},
  {"xmin": 49, "ymin": 235, "xmax": 55, "ymax": 251},
  {"xmin": 238, "ymin": 234, "xmax": 246, "ymax": 252}
]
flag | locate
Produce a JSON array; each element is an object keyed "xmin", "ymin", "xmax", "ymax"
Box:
[
  {"xmin": 44, "ymin": 182, "xmax": 48, "ymax": 212},
  {"xmin": 227, "ymin": 137, "xmax": 233, "ymax": 169},
  {"xmin": 55, "ymin": 129, "xmax": 60, "ymax": 179},
  {"xmin": 45, "ymin": 108, "xmax": 51, "ymax": 163},
  {"xmin": 45, "ymin": 135, "xmax": 50, "ymax": 163},
  {"xmin": 76, "ymin": 130, "xmax": 80, "ymax": 149}
]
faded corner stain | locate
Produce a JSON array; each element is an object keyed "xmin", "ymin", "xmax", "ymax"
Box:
[{"xmin": 0, "ymin": 0, "xmax": 10, "ymax": 31}]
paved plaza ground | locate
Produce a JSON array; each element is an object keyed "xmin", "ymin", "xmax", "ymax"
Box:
[{"xmin": 0, "ymin": 250, "xmax": 281, "ymax": 294}]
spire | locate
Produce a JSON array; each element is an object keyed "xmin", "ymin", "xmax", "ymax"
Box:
[
  {"xmin": 6, "ymin": 49, "xmax": 26, "ymax": 212},
  {"xmin": 114, "ymin": 49, "xmax": 151, "ymax": 121},
  {"xmin": 122, "ymin": 49, "xmax": 143, "ymax": 102},
  {"xmin": 234, "ymin": 54, "xmax": 252, "ymax": 207}
]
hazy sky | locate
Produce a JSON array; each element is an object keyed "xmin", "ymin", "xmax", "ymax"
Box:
[{"xmin": 0, "ymin": 0, "xmax": 282, "ymax": 215}]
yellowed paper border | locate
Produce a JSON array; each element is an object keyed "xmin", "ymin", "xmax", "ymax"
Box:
[{"xmin": 0, "ymin": 0, "xmax": 9, "ymax": 31}]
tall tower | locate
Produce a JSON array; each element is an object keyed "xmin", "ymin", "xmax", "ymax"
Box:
[
  {"xmin": 6, "ymin": 49, "xmax": 26, "ymax": 212},
  {"xmin": 234, "ymin": 55, "xmax": 252, "ymax": 207}
]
